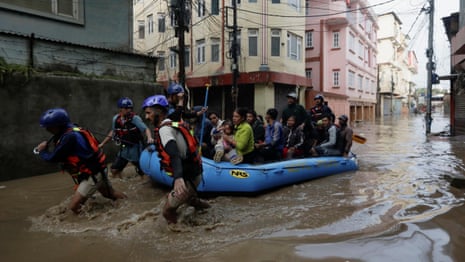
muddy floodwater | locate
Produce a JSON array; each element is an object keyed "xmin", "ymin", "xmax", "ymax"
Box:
[{"xmin": 1, "ymin": 113, "xmax": 465, "ymax": 262}]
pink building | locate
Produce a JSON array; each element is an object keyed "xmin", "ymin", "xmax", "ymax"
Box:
[{"xmin": 305, "ymin": 0, "xmax": 378, "ymax": 122}]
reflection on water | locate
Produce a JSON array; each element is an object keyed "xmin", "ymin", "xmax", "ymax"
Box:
[
  {"xmin": 2, "ymin": 113, "xmax": 465, "ymax": 261},
  {"xmin": 294, "ymin": 223, "xmax": 453, "ymax": 262}
]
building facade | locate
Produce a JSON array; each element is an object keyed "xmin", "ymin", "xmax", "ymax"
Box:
[
  {"xmin": 133, "ymin": 0, "xmax": 309, "ymax": 118},
  {"xmin": 0, "ymin": 0, "xmax": 134, "ymax": 51},
  {"xmin": 305, "ymin": 0, "xmax": 378, "ymax": 122},
  {"xmin": 377, "ymin": 12, "xmax": 418, "ymax": 116},
  {"xmin": 443, "ymin": 0, "xmax": 465, "ymax": 135}
]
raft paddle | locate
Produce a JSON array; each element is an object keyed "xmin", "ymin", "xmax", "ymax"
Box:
[
  {"xmin": 352, "ymin": 134, "xmax": 367, "ymax": 144},
  {"xmin": 198, "ymin": 83, "xmax": 210, "ymax": 154}
]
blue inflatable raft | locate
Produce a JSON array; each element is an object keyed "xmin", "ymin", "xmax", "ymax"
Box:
[{"xmin": 140, "ymin": 148, "xmax": 358, "ymax": 194}]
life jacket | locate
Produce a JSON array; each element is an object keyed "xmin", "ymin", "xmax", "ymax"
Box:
[
  {"xmin": 59, "ymin": 127, "xmax": 107, "ymax": 183},
  {"xmin": 153, "ymin": 121, "xmax": 202, "ymax": 176},
  {"xmin": 114, "ymin": 112, "xmax": 143, "ymax": 146}
]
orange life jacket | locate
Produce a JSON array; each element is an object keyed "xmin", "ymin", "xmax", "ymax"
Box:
[
  {"xmin": 153, "ymin": 121, "xmax": 202, "ymax": 176},
  {"xmin": 114, "ymin": 112, "xmax": 143, "ymax": 146},
  {"xmin": 59, "ymin": 127, "xmax": 106, "ymax": 183}
]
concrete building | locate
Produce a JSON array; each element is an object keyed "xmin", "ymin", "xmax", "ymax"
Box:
[
  {"xmin": 0, "ymin": 0, "xmax": 134, "ymax": 51},
  {"xmin": 443, "ymin": 0, "xmax": 465, "ymax": 135},
  {"xmin": 133, "ymin": 0, "xmax": 309, "ymax": 118},
  {"xmin": 377, "ymin": 12, "xmax": 418, "ymax": 116},
  {"xmin": 0, "ymin": 0, "xmax": 159, "ymax": 180},
  {"xmin": 305, "ymin": 0, "xmax": 378, "ymax": 122}
]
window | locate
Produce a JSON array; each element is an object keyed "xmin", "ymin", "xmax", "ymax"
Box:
[
  {"xmin": 348, "ymin": 32, "xmax": 355, "ymax": 52},
  {"xmin": 288, "ymin": 0, "xmax": 300, "ymax": 11},
  {"xmin": 271, "ymin": 29, "xmax": 281, "ymax": 56},
  {"xmin": 169, "ymin": 50, "xmax": 177, "ymax": 69},
  {"xmin": 272, "ymin": 0, "xmax": 280, "ymax": 3},
  {"xmin": 157, "ymin": 51, "xmax": 165, "ymax": 71},
  {"xmin": 185, "ymin": 46, "xmax": 190, "ymax": 67},
  {"xmin": 358, "ymin": 75, "xmax": 363, "ymax": 91},
  {"xmin": 305, "ymin": 0, "xmax": 309, "ymax": 15},
  {"xmin": 332, "ymin": 31, "xmax": 340, "ymax": 48},
  {"xmin": 249, "ymin": 0, "xmax": 257, "ymax": 3},
  {"xmin": 358, "ymin": 41, "xmax": 364, "ymax": 59},
  {"xmin": 196, "ymin": 39, "xmax": 206, "ymax": 64},
  {"xmin": 248, "ymin": 29, "xmax": 258, "ymax": 56},
  {"xmin": 229, "ymin": 30, "xmax": 241, "ymax": 57},
  {"xmin": 170, "ymin": 11, "xmax": 176, "ymax": 27},
  {"xmin": 211, "ymin": 0, "xmax": 219, "ymax": 15},
  {"xmin": 0, "ymin": 0, "xmax": 84, "ymax": 24},
  {"xmin": 198, "ymin": 0, "xmax": 205, "ymax": 17},
  {"xmin": 305, "ymin": 31, "xmax": 313, "ymax": 48},
  {"xmin": 211, "ymin": 38, "xmax": 220, "ymax": 62},
  {"xmin": 306, "ymin": 69, "xmax": 312, "ymax": 79},
  {"xmin": 147, "ymin": 14, "xmax": 154, "ymax": 34},
  {"xmin": 158, "ymin": 14, "xmax": 165, "ymax": 33},
  {"xmin": 287, "ymin": 32, "xmax": 302, "ymax": 61},
  {"xmin": 348, "ymin": 70, "xmax": 355, "ymax": 88},
  {"xmin": 138, "ymin": 20, "xmax": 145, "ymax": 39},
  {"xmin": 333, "ymin": 70, "xmax": 340, "ymax": 87}
]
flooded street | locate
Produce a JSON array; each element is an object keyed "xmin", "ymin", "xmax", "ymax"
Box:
[{"xmin": 1, "ymin": 112, "xmax": 465, "ymax": 262}]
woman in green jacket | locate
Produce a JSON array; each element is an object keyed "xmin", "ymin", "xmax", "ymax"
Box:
[{"xmin": 222, "ymin": 107, "xmax": 256, "ymax": 164}]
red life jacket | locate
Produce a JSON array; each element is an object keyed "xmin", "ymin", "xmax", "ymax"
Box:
[
  {"xmin": 153, "ymin": 121, "xmax": 202, "ymax": 176},
  {"xmin": 114, "ymin": 112, "xmax": 143, "ymax": 146},
  {"xmin": 59, "ymin": 127, "xmax": 106, "ymax": 183}
]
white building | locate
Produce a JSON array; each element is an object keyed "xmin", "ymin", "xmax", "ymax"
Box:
[
  {"xmin": 377, "ymin": 12, "xmax": 418, "ymax": 115},
  {"xmin": 133, "ymin": 0, "xmax": 309, "ymax": 118}
]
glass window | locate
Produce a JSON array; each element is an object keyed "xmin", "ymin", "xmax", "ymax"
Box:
[
  {"xmin": 211, "ymin": 38, "xmax": 220, "ymax": 62},
  {"xmin": 185, "ymin": 46, "xmax": 190, "ymax": 67},
  {"xmin": 157, "ymin": 51, "xmax": 165, "ymax": 71},
  {"xmin": 271, "ymin": 29, "xmax": 280, "ymax": 57},
  {"xmin": 211, "ymin": 0, "xmax": 219, "ymax": 15},
  {"xmin": 158, "ymin": 14, "xmax": 165, "ymax": 33},
  {"xmin": 169, "ymin": 50, "xmax": 177, "ymax": 69},
  {"xmin": 196, "ymin": 39, "xmax": 206, "ymax": 64},
  {"xmin": 198, "ymin": 0, "xmax": 205, "ymax": 17},
  {"xmin": 332, "ymin": 31, "xmax": 339, "ymax": 48},
  {"xmin": 147, "ymin": 14, "xmax": 154, "ymax": 34},
  {"xmin": 138, "ymin": 20, "xmax": 145, "ymax": 39},
  {"xmin": 248, "ymin": 29, "xmax": 258, "ymax": 57},
  {"xmin": 305, "ymin": 31, "xmax": 313, "ymax": 48},
  {"xmin": 306, "ymin": 69, "xmax": 312, "ymax": 79},
  {"xmin": 287, "ymin": 32, "xmax": 302, "ymax": 61},
  {"xmin": 333, "ymin": 70, "xmax": 340, "ymax": 87}
]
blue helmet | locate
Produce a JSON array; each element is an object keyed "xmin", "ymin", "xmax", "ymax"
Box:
[
  {"xmin": 117, "ymin": 97, "xmax": 134, "ymax": 108},
  {"xmin": 141, "ymin": 95, "xmax": 169, "ymax": 109},
  {"xmin": 39, "ymin": 108, "xmax": 70, "ymax": 128},
  {"xmin": 314, "ymin": 94, "xmax": 324, "ymax": 101},
  {"xmin": 167, "ymin": 83, "xmax": 184, "ymax": 95}
]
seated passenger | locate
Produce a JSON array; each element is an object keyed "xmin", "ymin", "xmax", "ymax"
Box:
[
  {"xmin": 256, "ymin": 108, "xmax": 284, "ymax": 162},
  {"xmin": 301, "ymin": 115, "xmax": 319, "ymax": 157},
  {"xmin": 213, "ymin": 121, "xmax": 240, "ymax": 163},
  {"xmin": 246, "ymin": 109, "xmax": 265, "ymax": 147},
  {"xmin": 222, "ymin": 107, "xmax": 255, "ymax": 164},
  {"xmin": 310, "ymin": 114, "xmax": 341, "ymax": 157},
  {"xmin": 337, "ymin": 115, "xmax": 353, "ymax": 157},
  {"xmin": 282, "ymin": 115, "xmax": 304, "ymax": 160},
  {"xmin": 208, "ymin": 111, "xmax": 224, "ymax": 157}
]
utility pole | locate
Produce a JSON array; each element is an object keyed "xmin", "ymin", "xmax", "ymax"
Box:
[
  {"xmin": 170, "ymin": 0, "xmax": 189, "ymax": 90},
  {"xmin": 231, "ymin": 0, "xmax": 239, "ymax": 108},
  {"xmin": 391, "ymin": 69, "xmax": 394, "ymax": 114},
  {"xmin": 425, "ymin": 0, "xmax": 434, "ymax": 135}
]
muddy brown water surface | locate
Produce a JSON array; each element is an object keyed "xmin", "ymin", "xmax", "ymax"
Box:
[{"xmin": 1, "ymin": 113, "xmax": 465, "ymax": 262}]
